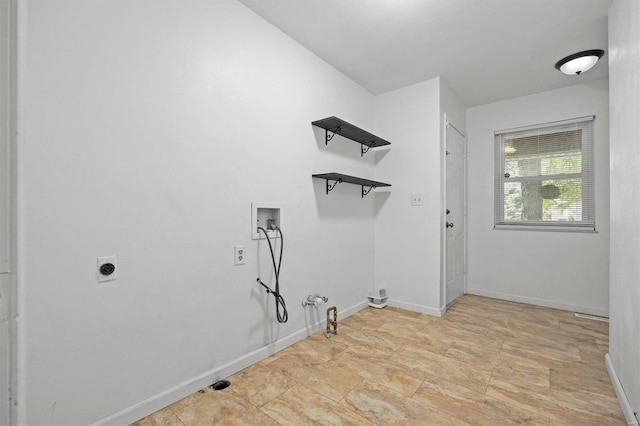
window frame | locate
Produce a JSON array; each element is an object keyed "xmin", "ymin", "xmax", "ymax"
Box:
[{"xmin": 494, "ymin": 116, "xmax": 596, "ymax": 232}]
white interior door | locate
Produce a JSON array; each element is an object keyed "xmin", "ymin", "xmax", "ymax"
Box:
[{"xmin": 445, "ymin": 118, "xmax": 466, "ymax": 308}]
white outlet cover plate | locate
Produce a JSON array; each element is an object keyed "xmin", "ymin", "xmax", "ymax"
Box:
[
  {"xmin": 234, "ymin": 245, "xmax": 246, "ymax": 265},
  {"xmin": 411, "ymin": 193, "xmax": 424, "ymax": 206}
]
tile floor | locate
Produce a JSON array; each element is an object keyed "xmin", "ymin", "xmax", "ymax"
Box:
[{"xmin": 132, "ymin": 295, "xmax": 624, "ymax": 425}]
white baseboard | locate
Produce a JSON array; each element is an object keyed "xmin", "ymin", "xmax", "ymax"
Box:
[
  {"xmin": 466, "ymin": 288, "xmax": 609, "ymax": 318},
  {"xmin": 606, "ymin": 354, "xmax": 639, "ymax": 425},
  {"xmin": 387, "ymin": 298, "xmax": 445, "ymax": 317},
  {"xmin": 92, "ymin": 300, "xmax": 368, "ymax": 426}
]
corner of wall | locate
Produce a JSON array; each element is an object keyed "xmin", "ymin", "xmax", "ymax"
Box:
[
  {"xmin": 606, "ymin": 354, "xmax": 640, "ymax": 425},
  {"xmin": 373, "ymin": 78, "xmax": 442, "ymax": 311},
  {"xmin": 608, "ymin": 0, "xmax": 640, "ymax": 418}
]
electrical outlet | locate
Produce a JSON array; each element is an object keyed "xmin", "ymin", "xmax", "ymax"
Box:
[
  {"xmin": 234, "ymin": 246, "xmax": 246, "ymax": 266},
  {"xmin": 411, "ymin": 193, "xmax": 424, "ymax": 206},
  {"xmin": 97, "ymin": 255, "xmax": 117, "ymax": 283}
]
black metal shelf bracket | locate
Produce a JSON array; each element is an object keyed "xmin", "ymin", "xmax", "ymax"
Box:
[
  {"xmin": 325, "ymin": 126, "xmax": 342, "ymax": 145},
  {"xmin": 361, "ymin": 185, "xmax": 376, "ymax": 198},
  {"xmin": 312, "ymin": 173, "xmax": 390, "ymax": 198},
  {"xmin": 326, "ymin": 178, "xmax": 342, "ymax": 194},
  {"xmin": 313, "ymin": 117, "xmax": 391, "ymax": 152},
  {"xmin": 360, "ymin": 141, "xmax": 375, "ymax": 157}
]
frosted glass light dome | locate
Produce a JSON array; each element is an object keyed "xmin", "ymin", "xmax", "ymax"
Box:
[{"xmin": 555, "ymin": 50, "xmax": 605, "ymax": 75}]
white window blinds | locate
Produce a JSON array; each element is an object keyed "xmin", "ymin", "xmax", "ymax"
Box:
[{"xmin": 494, "ymin": 116, "xmax": 595, "ymax": 231}]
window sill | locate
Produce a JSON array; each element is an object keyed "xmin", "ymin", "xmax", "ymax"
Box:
[{"xmin": 494, "ymin": 224, "xmax": 597, "ymax": 233}]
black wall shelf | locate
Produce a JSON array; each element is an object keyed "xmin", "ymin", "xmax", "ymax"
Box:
[
  {"xmin": 312, "ymin": 116, "xmax": 391, "ymax": 156},
  {"xmin": 312, "ymin": 173, "xmax": 391, "ymax": 198}
]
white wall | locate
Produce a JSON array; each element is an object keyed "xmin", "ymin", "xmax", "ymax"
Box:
[
  {"xmin": 440, "ymin": 78, "xmax": 467, "ymax": 142},
  {"xmin": 466, "ymin": 79, "xmax": 610, "ymax": 316},
  {"xmin": 373, "ymin": 78, "xmax": 440, "ymax": 315},
  {"xmin": 373, "ymin": 78, "xmax": 465, "ymax": 315},
  {"xmin": 17, "ymin": 1, "xmax": 380, "ymax": 424},
  {"xmin": 608, "ymin": 0, "xmax": 640, "ymax": 420},
  {"xmin": 0, "ymin": 0, "xmax": 12, "ymax": 424}
]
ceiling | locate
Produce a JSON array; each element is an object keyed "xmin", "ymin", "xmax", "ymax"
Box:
[{"xmin": 237, "ymin": 0, "xmax": 611, "ymax": 107}]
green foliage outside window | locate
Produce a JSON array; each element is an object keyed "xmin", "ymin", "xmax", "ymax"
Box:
[{"xmin": 503, "ymin": 141, "xmax": 583, "ymax": 222}]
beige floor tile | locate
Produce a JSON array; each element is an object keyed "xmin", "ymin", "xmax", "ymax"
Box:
[
  {"xmin": 364, "ymin": 365, "xmax": 425, "ymax": 397},
  {"xmin": 595, "ymin": 336, "xmax": 609, "ymax": 350},
  {"xmin": 486, "ymin": 323, "xmax": 576, "ymax": 346},
  {"xmin": 500, "ymin": 340, "xmax": 582, "ymax": 364},
  {"xmin": 451, "ymin": 296, "xmax": 527, "ymax": 320},
  {"xmin": 443, "ymin": 309, "xmax": 511, "ymax": 330},
  {"xmin": 486, "ymin": 376, "xmax": 626, "ymax": 425},
  {"xmin": 429, "ymin": 317, "xmax": 490, "ymax": 339},
  {"xmin": 338, "ymin": 314, "xmax": 381, "ymax": 332},
  {"xmin": 172, "ymin": 389, "xmax": 279, "ymax": 426},
  {"xmin": 168, "ymin": 388, "xmax": 213, "ymax": 413},
  {"xmin": 268, "ymin": 353, "xmax": 364, "ymax": 402},
  {"xmin": 491, "ymin": 351, "xmax": 551, "ymax": 388},
  {"xmin": 549, "ymin": 364, "xmax": 617, "ymax": 398},
  {"xmin": 384, "ymin": 306, "xmax": 426, "ymax": 318},
  {"xmin": 130, "ymin": 407, "xmax": 184, "ymax": 426},
  {"xmin": 378, "ymin": 312, "xmax": 432, "ymax": 330},
  {"xmin": 333, "ymin": 341, "xmax": 395, "ymax": 364},
  {"xmin": 279, "ymin": 332, "xmax": 349, "ymax": 362},
  {"xmin": 577, "ymin": 340, "xmax": 608, "ymax": 367},
  {"xmin": 505, "ymin": 318, "xmax": 596, "ymax": 344},
  {"xmin": 267, "ymin": 333, "xmax": 348, "ymax": 364},
  {"xmin": 397, "ymin": 328, "xmax": 455, "ymax": 355},
  {"xmin": 261, "ymin": 383, "xmax": 373, "ymax": 425},
  {"xmin": 355, "ymin": 327, "xmax": 408, "ymax": 352},
  {"xmin": 227, "ymin": 362, "xmax": 296, "ymax": 407},
  {"xmin": 342, "ymin": 379, "xmax": 471, "ymax": 425},
  {"xmin": 444, "ymin": 336, "xmax": 505, "ymax": 371},
  {"xmin": 265, "ymin": 351, "xmax": 321, "ymax": 373},
  {"xmin": 328, "ymin": 323, "xmax": 402, "ymax": 356},
  {"xmin": 307, "ymin": 359, "xmax": 365, "ymax": 401},
  {"xmin": 394, "ymin": 349, "xmax": 491, "ymax": 394},
  {"xmin": 333, "ymin": 348, "xmax": 425, "ymax": 396},
  {"xmin": 413, "ymin": 377, "xmax": 549, "ymax": 425},
  {"xmin": 133, "ymin": 295, "xmax": 624, "ymax": 426}
]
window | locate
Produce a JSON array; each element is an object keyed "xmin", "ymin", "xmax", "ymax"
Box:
[{"xmin": 494, "ymin": 116, "xmax": 595, "ymax": 231}]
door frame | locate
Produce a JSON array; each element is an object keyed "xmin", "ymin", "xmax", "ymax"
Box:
[{"xmin": 441, "ymin": 113, "xmax": 468, "ymax": 312}]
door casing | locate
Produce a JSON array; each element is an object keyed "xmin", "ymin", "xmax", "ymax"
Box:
[{"xmin": 442, "ymin": 114, "xmax": 467, "ymax": 311}]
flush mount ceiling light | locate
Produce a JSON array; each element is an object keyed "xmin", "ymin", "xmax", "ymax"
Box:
[{"xmin": 555, "ymin": 49, "xmax": 605, "ymax": 75}]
